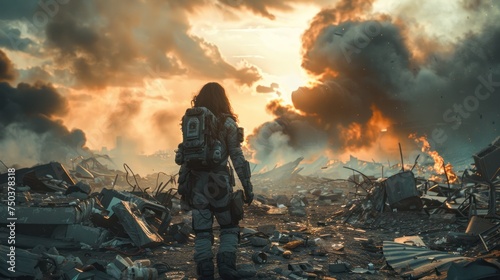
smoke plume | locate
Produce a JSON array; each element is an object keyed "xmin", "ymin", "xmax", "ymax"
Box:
[
  {"xmin": 0, "ymin": 50, "xmax": 88, "ymax": 167},
  {"xmin": 248, "ymin": 0, "xmax": 500, "ymax": 167}
]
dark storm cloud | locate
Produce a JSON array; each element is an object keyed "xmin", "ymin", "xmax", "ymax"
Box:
[
  {"xmin": 0, "ymin": 51, "xmax": 88, "ymax": 165},
  {"xmin": 0, "ymin": 0, "xmax": 39, "ymax": 20},
  {"xmin": 0, "ymin": 0, "xmax": 265, "ymax": 88},
  {"xmin": 0, "ymin": 50, "xmax": 17, "ymax": 81},
  {"xmin": 216, "ymin": 0, "xmax": 341, "ymax": 20},
  {"xmin": 0, "ymin": 0, "xmax": 61, "ymax": 53},
  {"xmin": 40, "ymin": 0, "xmax": 260, "ymax": 89}
]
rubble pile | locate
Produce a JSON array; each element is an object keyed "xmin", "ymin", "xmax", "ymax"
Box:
[
  {"xmin": 0, "ymin": 162, "xmax": 183, "ymax": 279},
  {"xmin": 1, "ymin": 137, "xmax": 499, "ymax": 279}
]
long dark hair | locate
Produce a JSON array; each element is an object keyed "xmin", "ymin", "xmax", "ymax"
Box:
[{"xmin": 192, "ymin": 82, "xmax": 238, "ymax": 122}]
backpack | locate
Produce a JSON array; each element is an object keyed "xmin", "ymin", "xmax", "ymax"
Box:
[{"xmin": 175, "ymin": 107, "xmax": 223, "ymax": 170}]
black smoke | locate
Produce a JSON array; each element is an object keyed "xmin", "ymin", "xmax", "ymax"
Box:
[
  {"xmin": 0, "ymin": 50, "xmax": 88, "ymax": 166},
  {"xmin": 249, "ymin": 1, "xmax": 500, "ymax": 166}
]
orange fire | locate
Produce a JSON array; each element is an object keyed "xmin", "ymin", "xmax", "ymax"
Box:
[
  {"xmin": 338, "ymin": 105, "xmax": 393, "ymax": 150},
  {"xmin": 409, "ymin": 134, "xmax": 459, "ymax": 184}
]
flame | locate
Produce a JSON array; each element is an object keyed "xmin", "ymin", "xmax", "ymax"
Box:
[
  {"xmin": 368, "ymin": 105, "xmax": 392, "ymax": 132},
  {"xmin": 410, "ymin": 134, "xmax": 459, "ymax": 183},
  {"xmin": 444, "ymin": 162, "xmax": 459, "ymax": 183},
  {"xmin": 338, "ymin": 105, "xmax": 392, "ymax": 150}
]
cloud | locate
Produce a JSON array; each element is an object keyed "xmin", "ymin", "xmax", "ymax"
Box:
[
  {"xmin": 0, "ymin": 0, "xmax": 266, "ymax": 160},
  {"xmin": 0, "ymin": 0, "xmax": 39, "ymax": 20},
  {"xmin": 18, "ymin": 66, "xmax": 52, "ymax": 83},
  {"xmin": 0, "ymin": 50, "xmax": 17, "ymax": 82},
  {"xmin": 256, "ymin": 82, "xmax": 279, "ymax": 93},
  {"xmin": 37, "ymin": 0, "xmax": 260, "ymax": 89},
  {"xmin": 0, "ymin": 26, "xmax": 36, "ymax": 52},
  {"xmin": 217, "ymin": 0, "xmax": 298, "ymax": 20}
]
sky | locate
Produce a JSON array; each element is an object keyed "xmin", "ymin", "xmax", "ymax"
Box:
[{"xmin": 1, "ymin": 0, "xmax": 499, "ymax": 172}]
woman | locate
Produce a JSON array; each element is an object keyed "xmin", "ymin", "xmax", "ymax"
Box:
[{"xmin": 176, "ymin": 82, "xmax": 254, "ymax": 280}]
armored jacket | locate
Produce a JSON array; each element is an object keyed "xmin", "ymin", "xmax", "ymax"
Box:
[{"xmin": 178, "ymin": 115, "xmax": 251, "ymax": 191}]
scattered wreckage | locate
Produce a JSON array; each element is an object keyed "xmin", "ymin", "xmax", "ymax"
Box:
[
  {"xmin": 0, "ymin": 161, "xmax": 180, "ymax": 279},
  {"xmin": 1, "ymin": 137, "xmax": 499, "ymax": 279},
  {"xmin": 241, "ymin": 138, "xmax": 500, "ymax": 279}
]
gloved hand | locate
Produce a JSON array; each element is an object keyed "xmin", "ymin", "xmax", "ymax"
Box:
[{"xmin": 243, "ymin": 181, "xmax": 254, "ymax": 205}]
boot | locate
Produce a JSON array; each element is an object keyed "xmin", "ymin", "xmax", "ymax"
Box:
[
  {"xmin": 196, "ymin": 258, "xmax": 214, "ymax": 280},
  {"xmin": 217, "ymin": 252, "xmax": 239, "ymax": 280}
]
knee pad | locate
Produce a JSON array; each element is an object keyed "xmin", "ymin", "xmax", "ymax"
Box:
[
  {"xmin": 196, "ymin": 230, "xmax": 214, "ymax": 245},
  {"xmin": 196, "ymin": 229, "xmax": 214, "ymax": 237}
]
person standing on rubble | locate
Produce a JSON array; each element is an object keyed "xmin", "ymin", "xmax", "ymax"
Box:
[{"xmin": 175, "ymin": 82, "xmax": 254, "ymax": 280}]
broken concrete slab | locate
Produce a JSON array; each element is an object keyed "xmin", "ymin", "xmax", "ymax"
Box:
[
  {"xmin": 99, "ymin": 189, "xmax": 171, "ymax": 226},
  {"xmin": 0, "ymin": 162, "xmax": 76, "ymax": 190},
  {"xmin": 100, "ymin": 189, "xmax": 166, "ymax": 214},
  {"xmin": 0, "ymin": 245, "xmax": 43, "ymax": 279},
  {"xmin": 52, "ymin": 224, "xmax": 111, "ymax": 248},
  {"xmin": 0, "ymin": 231, "xmax": 80, "ymax": 249},
  {"xmin": 0, "ymin": 194, "xmax": 95, "ymax": 224},
  {"xmin": 112, "ymin": 201, "xmax": 163, "ymax": 248}
]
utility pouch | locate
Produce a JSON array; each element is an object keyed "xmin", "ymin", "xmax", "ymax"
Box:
[
  {"xmin": 230, "ymin": 190, "xmax": 244, "ymax": 224},
  {"xmin": 177, "ymin": 166, "xmax": 190, "ymax": 196},
  {"xmin": 178, "ymin": 167, "xmax": 196, "ymax": 209}
]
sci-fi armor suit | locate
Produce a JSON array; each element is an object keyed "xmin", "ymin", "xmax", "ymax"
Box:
[{"xmin": 177, "ymin": 115, "xmax": 253, "ymax": 280}]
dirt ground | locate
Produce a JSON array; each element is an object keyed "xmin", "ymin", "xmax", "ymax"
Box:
[{"xmin": 59, "ymin": 177, "xmax": 498, "ymax": 280}]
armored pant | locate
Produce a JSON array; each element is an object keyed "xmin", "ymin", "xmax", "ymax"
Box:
[{"xmin": 190, "ymin": 171, "xmax": 239, "ymax": 262}]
